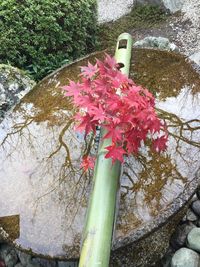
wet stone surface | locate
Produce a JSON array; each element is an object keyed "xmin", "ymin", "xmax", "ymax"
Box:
[
  {"xmin": 0, "ymin": 49, "xmax": 200, "ymax": 261},
  {"xmin": 0, "ymin": 64, "xmax": 35, "ymax": 123}
]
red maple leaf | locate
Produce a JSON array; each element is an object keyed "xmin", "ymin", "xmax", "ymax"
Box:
[
  {"xmin": 153, "ymin": 134, "xmax": 168, "ymax": 152},
  {"xmin": 62, "ymin": 53, "xmax": 168, "ymax": 170},
  {"xmin": 75, "ymin": 113, "xmax": 96, "ymax": 134},
  {"xmin": 81, "ymin": 155, "xmax": 95, "ymax": 171},
  {"xmin": 103, "ymin": 124, "xmax": 123, "ymax": 142},
  {"xmin": 105, "ymin": 144, "xmax": 127, "ymax": 163}
]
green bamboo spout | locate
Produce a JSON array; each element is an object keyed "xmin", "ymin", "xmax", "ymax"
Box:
[{"xmin": 78, "ymin": 33, "xmax": 133, "ymax": 267}]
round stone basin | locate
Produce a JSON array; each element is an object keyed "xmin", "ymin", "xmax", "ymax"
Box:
[{"xmin": 0, "ymin": 49, "xmax": 200, "ymax": 264}]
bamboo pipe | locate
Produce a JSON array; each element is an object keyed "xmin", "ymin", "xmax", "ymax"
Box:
[{"xmin": 78, "ymin": 33, "xmax": 133, "ymax": 267}]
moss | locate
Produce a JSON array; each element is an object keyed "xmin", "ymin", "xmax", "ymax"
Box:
[{"xmin": 98, "ymin": 4, "xmax": 169, "ymax": 50}]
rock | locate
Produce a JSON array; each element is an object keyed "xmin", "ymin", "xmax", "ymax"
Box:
[
  {"xmin": 186, "ymin": 209, "xmax": 198, "ymax": 222},
  {"xmin": 189, "ymin": 52, "xmax": 200, "ymax": 67},
  {"xmin": 170, "ymin": 223, "xmax": 196, "ymax": 249},
  {"xmin": 197, "ymin": 188, "xmax": 200, "ymax": 199},
  {"xmin": 162, "ymin": 0, "xmax": 183, "ymax": 13},
  {"xmin": 0, "ymin": 244, "xmax": 18, "ymax": 267},
  {"xmin": 16, "ymin": 251, "xmax": 32, "ymax": 266},
  {"xmin": 133, "ymin": 36, "xmax": 179, "ymax": 52},
  {"xmin": 97, "ymin": 0, "xmax": 133, "ymax": 23},
  {"xmin": 58, "ymin": 262, "xmax": 78, "ymax": 267},
  {"xmin": 191, "ymin": 200, "xmax": 200, "ymax": 217},
  {"xmin": 26, "ymin": 262, "xmax": 41, "ymax": 267},
  {"xmin": 14, "ymin": 264, "xmax": 23, "ymax": 267},
  {"xmin": 171, "ymin": 247, "xmax": 200, "ymax": 267},
  {"xmin": 160, "ymin": 247, "xmax": 174, "ymax": 267},
  {"xmin": 32, "ymin": 258, "xmax": 57, "ymax": 267},
  {"xmin": 0, "ymin": 64, "xmax": 35, "ymax": 122},
  {"xmin": 180, "ymin": 215, "xmax": 187, "ymax": 223},
  {"xmin": 187, "ymin": 227, "xmax": 200, "ymax": 252}
]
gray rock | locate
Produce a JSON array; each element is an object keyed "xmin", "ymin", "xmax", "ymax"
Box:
[
  {"xmin": 58, "ymin": 262, "xmax": 78, "ymax": 267},
  {"xmin": 161, "ymin": 247, "xmax": 174, "ymax": 267},
  {"xmin": 14, "ymin": 264, "xmax": 24, "ymax": 267},
  {"xmin": 162, "ymin": 0, "xmax": 183, "ymax": 13},
  {"xmin": 181, "ymin": 215, "xmax": 187, "ymax": 223},
  {"xmin": 133, "ymin": 36, "xmax": 179, "ymax": 52},
  {"xmin": 197, "ymin": 219, "xmax": 200, "ymax": 227},
  {"xmin": 187, "ymin": 227, "xmax": 200, "ymax": 252},
  {"xmin": 16, "ymin": 251, "xmax": 32, "ymax": 266},
  {"xmin": 26, "ymin": 262, "xmax": 41, "ymax": 267},
  {"xmin": 192, "ymin": 200, "xmax": 200, "ymax": 217},
  {"xmin": 0, "ymin": 64, "xmax": 35, "ymax": 122},
  {"xmin": 32, "ymin": 258, "xmax": 57, "ymax": 267},
  {"xmin": 170, "ymin": 223, "xmax": 196, "ymax": 249},
  {"xmin": 196, "ymin": 187, "xmax": 200, "ymax": 199},
  {"xmin": 0, "ymin": 244, "xmax": 18, "ymax": 267},
  {"xmin": 171, "ymin": 247, "xmax": 200, "ymax": 267},
  {"xmin": 97, "ymin": 0, "xmax": 134, "ymax": 23},
  {"xmin": 189, "ymin": 52, "xmax": 200, "ymax": 67},
  {"xmin": 187, "ymin": 209, "xmax": 198, "ymax": 222}
]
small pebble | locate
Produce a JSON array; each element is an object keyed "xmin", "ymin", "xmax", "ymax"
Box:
[
  {"xmin": 32, "ymin": 257, "xmax": 57, "ymax": 267},
  {"xmin": 0, "ymin": 244, "xmax": 18, "ymax": 267},
  {"xmin": 192, "ymin": 200, "xmax": 200, "ymax": 217},
  {"xmin": 170, "ymin": 223, "xmax": 196, "ymax": 249},
  {"xmin": 187, "ymin": 227, "xmax": 200, "ymax": 252},
  {"xmin": 14, "ymin": 264, "xmax": 23, "ymax": 267},
  {"xmin": 186, "ymin": 209, "xmax": 198, "ymax": 222},
  {"xmin": 16, "ymin": 251, "xmax": 32, "ymax": 266},
  {"xmin": 171, "ymin": 247, "xmax": 200, "ymax": 267}
]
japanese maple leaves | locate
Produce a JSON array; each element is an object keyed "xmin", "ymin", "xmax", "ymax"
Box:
[{"xmin": 62, "ymin": 54, "xmax": 168, "ymax": 169}]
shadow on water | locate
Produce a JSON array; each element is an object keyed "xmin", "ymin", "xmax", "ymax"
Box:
[{"xmin": 0, "ymin": 49, "xmax": 200, "ymax": 259}]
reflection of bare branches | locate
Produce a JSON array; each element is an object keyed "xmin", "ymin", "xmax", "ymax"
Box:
[
  {"xmin": 48, "ymin": 119, "xmax": 74, "ymax": 171},
  {"xmin": 123, "ymin": 152, "xmax": 187, "ymax": 216},
  {"xmin": 157, "ymin": 108, "xmax": 200, "ymax": 148},
  {"xmin": 1, "ymin": 117, "xmax": 34, "ymax": 147},
  {"xmin": 120, "ymin": 108, "xmax": 200, "ymax": 217}
]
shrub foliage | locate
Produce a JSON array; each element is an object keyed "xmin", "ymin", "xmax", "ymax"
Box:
[{"xmin": 0, "ymin": 0, "xmax": 97, "ymax": 80}]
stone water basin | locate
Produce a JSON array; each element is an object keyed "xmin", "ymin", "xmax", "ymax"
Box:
[{"xmin": 0, "ymin": 49, "xmax": 200, "ymax": 266}]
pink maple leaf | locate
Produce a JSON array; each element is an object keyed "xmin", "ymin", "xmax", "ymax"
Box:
[
  {"xmin": 89, "ymin": 105, "xmax": 106, "ymax": 122},
  {"xmin": 80, "ymin": 62, "xmax": 98, "ymax": 79},
  {"xmin": 104, "ymin": 53, "xmax": 117, "ymax": 69},
  {"xmin": 62, "ymin": 80, "xmax": 81, "ymax": 100}
]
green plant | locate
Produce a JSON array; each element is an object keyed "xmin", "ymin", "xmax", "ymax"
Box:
[{"xmin": 0, "ymin": 0, "xmax": 97, "ymax": 80}]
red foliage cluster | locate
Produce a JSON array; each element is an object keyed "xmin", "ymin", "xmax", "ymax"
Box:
[{"xmin": 62, "ymin": 54, "xmax": 168, "ymax": 170}]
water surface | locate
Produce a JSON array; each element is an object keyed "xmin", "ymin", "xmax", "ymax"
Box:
[{"xmin": 0, "ymin": 49, "xmax": 200, "ymax": 259}]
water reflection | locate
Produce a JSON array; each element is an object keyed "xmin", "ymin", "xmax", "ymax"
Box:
[
  {"xmin": 0, "ymin": 215, "xmax": 20, "ymax": 240},
  {"xmin": 0, "ymin": 49, "xmax": 200, "ymax": 259}
]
